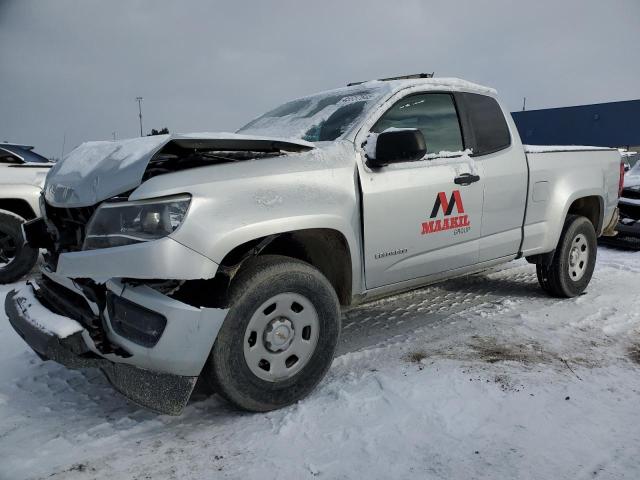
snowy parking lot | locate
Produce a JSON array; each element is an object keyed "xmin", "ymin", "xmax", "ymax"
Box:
[{"xmin": 1, "ymin": 246, "xmax": 639, "ymax": 480}]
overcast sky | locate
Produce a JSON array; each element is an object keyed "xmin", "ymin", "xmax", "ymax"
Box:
[{"xmin": 1, "ymin": 0, "xmax": 639, "ymax": 159}]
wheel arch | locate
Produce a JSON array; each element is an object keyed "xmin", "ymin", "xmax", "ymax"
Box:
[
  {"xmin": 523, "ymin": 190, "xmax": 604, "ymax": 261},
  {"xmin": 0, "ymin": 198, "xmax": 38, "ymax": 220},
  {"xmin": 219, "ymin": 227, "xmax": 355, "ymax": 306},
  {"xmin": 552, "ymin": 190, "xmax": 604, "ymax": 253},
  {"xmin": 566, "ymin": 195, "xmax": 603, "ymax": 234}
]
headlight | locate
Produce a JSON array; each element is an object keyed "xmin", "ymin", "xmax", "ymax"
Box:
[{"xmin": 83, "ymin": 194, "xmax": 191, "ymax": 250}]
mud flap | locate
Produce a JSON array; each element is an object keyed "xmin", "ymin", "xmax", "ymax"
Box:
[
  {"xmin": 602, "ymin": 207, "xmax": 619, "ymax": 237},
  {"xmin": 101, "ymin": 364, "xmax": 197, "ymax": 415}
]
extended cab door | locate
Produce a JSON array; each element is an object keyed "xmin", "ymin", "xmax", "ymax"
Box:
[
  {"xmin": 454, "ymin": 93, "xmax": 528, "ymax": 262},
  {"xmin": 358, "ymin": 92, "xmax": 484, "ymax": 289}
]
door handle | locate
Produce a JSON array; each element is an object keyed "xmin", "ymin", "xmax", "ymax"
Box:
[{"xmin": 454, "ymin": 173, "xmax": 480, "ymax": 186}]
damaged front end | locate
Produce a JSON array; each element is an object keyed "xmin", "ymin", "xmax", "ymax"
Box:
[
  {"xmin": 4, "ymin": 133, "xmax": 313, "ymax": 414},
  {"xmin": 5, "ymin": 273, "xmax": 229, "ymax": 414}
]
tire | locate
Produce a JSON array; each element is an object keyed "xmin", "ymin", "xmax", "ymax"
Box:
[
  {"xmin": 206, "ymin": 255, "xmax": 341, "ymax": 412},
  {"xmin": 0, "ymin": 212, "xmax": 38, "ymax": 284},
  {"xmin": 536, "ymin": 214, "xmax": 597, "ymax": 298}
]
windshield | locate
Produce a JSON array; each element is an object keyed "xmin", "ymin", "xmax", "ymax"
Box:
[{"xmin": 237, "ymin": 84, "xmax": 390, "ymax": 142}]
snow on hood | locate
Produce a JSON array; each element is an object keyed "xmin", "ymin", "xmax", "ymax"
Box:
[{"xmin": 44, "ymin": 133, "xmax": 314, "ymax": 207}]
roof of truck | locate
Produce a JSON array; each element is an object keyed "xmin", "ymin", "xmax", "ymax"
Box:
[{"xmin": 353, "ymin": 76, "xmax": 498, "ymax": 97}]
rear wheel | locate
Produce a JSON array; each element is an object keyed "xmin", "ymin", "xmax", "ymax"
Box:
[
  {"xmin": 206, "ymin": 255, "xmax": 340, "ymax": 412},
  {"xmin": 0, "ymin": 212, "xmax": 38, "ymax": 284},
  {"xmin": 536, "ymin": 214, "xmax": 597, "ymax": 297}
]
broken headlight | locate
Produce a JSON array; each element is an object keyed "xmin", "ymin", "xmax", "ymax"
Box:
[{"xmin": 83, "ymin": 194, "xmax": 191, "ymax": 250}]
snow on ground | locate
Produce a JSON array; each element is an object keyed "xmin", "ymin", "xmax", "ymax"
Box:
[{"xmin": 1, "ymin": 247, "xmax": 639, "ymax": 480}]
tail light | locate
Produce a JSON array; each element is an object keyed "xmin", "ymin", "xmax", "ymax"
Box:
[{"xmin": 619, "ymin": 162, "xmax": 625, "ymax": 197}]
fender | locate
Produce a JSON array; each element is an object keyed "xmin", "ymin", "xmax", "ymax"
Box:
[
  {"xmin": 127, "ymin": 142, "xmax": 365, "ymax": 292},
  {"xmin": 207, "ymin": 214, "xmax": 363, "ymax": 294},
  {"xmin": 522, "ymin": 185, "xmax": 604, "ymax": 256}
]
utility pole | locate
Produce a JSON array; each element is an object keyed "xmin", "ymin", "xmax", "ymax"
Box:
[
  {"xmin": 522, "ymin": 97, "xmax": 527, "ymax": 111},
  {"xmin": 61, "ymin": 132, "xmax": 66, "ymax": 159},
  {"xmin": 112, "ymin": 131, "xmax": 116, "ymax": 141},
  {"xmin": 136, "ymin": 97, "xmax": 144, "ymax": 137}
]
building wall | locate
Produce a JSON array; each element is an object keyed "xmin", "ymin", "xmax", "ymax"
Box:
[{"xmin": 512, "ymin": 100, "xmax": 640, "ymax": 148}]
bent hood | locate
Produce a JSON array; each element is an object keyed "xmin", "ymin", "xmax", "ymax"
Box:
[{"xmin": 44, "ymin": 132, "xmax": 314, "ymax": 207}]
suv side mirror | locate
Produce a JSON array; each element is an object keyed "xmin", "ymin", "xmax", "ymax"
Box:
[{"xmin": 366, "ymin": 129, "xmax": 427, "ymax": 168}]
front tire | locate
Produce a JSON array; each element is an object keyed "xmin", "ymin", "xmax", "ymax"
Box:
[
  {"xmin": 536, "ymin": 214, "xmax": 597, "ymax": 298},
  {"xmin": 0, "ymin": 212, "xmax": 38, "ymax": 284},
  {"xmin": 207, "ymin": 255, "xmax": 340, "ymax": 412}
]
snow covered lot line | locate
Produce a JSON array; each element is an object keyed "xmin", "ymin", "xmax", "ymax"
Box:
[{"xmin": 1, "ymin": 247, "xmax": 639, "ymax": 480}]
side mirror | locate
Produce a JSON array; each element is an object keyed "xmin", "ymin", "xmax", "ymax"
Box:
[{"xmin": 366, "ymin": 129, "xmax": 427, "ymax": 168}]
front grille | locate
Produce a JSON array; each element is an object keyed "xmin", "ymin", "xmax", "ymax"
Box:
[
  {"xmin": 621, "ymin": 187, "xmax": 640, "ymax": 200},
  {"xmin": 45, "ymin": 203, "xmax": 97, "ymax": 252},
  {"xmin": 43, "ymin": 203, "xmax": 97, "ymax": 269}
]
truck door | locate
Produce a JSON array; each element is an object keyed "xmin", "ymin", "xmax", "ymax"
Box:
[
  {"xmin": 358, "ymin": 92, "xmax": 484, "ymax": 290},
  {"xmin": 454, "ymin": 93, "xmax": 528, "ymax": 262}
]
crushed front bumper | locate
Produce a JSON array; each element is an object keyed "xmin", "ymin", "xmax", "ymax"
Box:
[{"xmin": 4, "ymin": 278, "xmax": 228, "ymax": 415}]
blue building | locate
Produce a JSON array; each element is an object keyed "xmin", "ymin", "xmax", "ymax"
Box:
[{"xmin": 511, "ymin": 100, "xmax": 640, "ymax": 156}]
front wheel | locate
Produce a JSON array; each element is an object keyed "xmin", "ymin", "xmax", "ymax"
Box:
[
  {"xmin": 536, "ymin": 214, "xmax": 597, "ymax": 297},
  {"xmin": 206, "ymin": 255, "xmax": 341, "ymax": 412}
]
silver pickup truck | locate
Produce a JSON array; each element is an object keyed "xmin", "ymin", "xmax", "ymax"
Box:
[{"xmin": 5, "ymin": 75, "xmax": 622, "ymax": 415}]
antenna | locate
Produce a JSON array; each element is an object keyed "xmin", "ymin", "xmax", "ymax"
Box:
[{"xmin": 522, "ymin": 97, "xmax": 527, "ymax": 111}]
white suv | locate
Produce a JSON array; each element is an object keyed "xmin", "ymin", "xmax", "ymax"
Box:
[{"xmin": 0, "ymin": 143, "xmax": 52, "ymax": 283}]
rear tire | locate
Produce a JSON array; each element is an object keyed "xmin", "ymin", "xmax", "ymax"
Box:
[
  {"xmin": 206, "ymin": 255, "xmax": 340, "ymax": 412},
  {"xmin": 0, "ymin": 212, "xmax": 38, "ymax": 284},
  {"xmin": 536, "ymin": 214, "xmax": 597, "ymax": 298}
]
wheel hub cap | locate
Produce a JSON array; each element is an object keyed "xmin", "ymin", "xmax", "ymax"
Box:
[
  {"xmin": 568, "ymin": 233, "xmax": 589, "ymax": 281},
  {"xmin": 243, "ymin": 292, "xmax": 320, "ymax": 382},
  {"xmin": 264, "ymin": 317, "xmax": 294, "ymax": 352},
  {"xmin": 569, "ymin": 248, "xmax": 580, "ymax": 266}
]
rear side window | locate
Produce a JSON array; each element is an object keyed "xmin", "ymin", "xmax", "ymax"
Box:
[
  {"xmin": 0, "ymin": 147, "xmax": 22, "ymax": 164},
  {"xmin": 457, "ymin": 93, "xmax": 511, "ymax": 156},
  {"xmin": 371, "ymin": 93, "xmax": 463, "ymax": 155}
]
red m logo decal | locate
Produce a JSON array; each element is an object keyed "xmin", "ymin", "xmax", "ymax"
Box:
[{"xmin": 430, "ymin": 190, "xmax": 465, "ymax": 218}]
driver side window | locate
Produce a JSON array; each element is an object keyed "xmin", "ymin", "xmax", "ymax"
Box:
[{"xmin": 371, "ymin": 93, "xmax": 464, "ymax": 155}]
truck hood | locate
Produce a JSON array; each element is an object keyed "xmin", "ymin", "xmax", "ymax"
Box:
[{"xmin": 44, "ymin": 133, "xmax": 314, "ymax": 207}]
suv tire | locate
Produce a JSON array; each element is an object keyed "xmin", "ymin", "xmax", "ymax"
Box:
[{"xmin": 206, "ymin": 255, "xmax": 341, "ymax": 412}]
